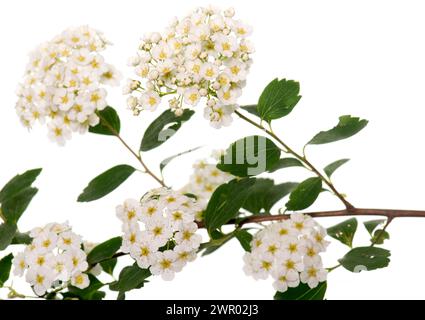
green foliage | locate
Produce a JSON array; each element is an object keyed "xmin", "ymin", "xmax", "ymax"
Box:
[
  {"xmin": 242, "ymin": 179, "xmax": 298, "ymax": 214},
  {"xmin": 0, "ymin": 253, "xmax": 13, "ymax": 287},
  {"xmin": 0, "ymin": 168, "xmax": 41, "ymax": 203},
  {"xmin": 78, "ymin": 165, "xmax": 136, "ymax": 202},
  {"xmin": 11, "ymin": 232, "xmax": 32, "ymax": 245},
  {"xmin": 100, "ymin": 258, "xmax": 118, "ymax": 275},
  {"xmin": 199, "ymin": 230, "xmax": 236, "ymax": 256},
  {"xmin": 204, "ymin": 178, "xmax": 255, "ymax": 233},
  {"xmin": 0, "ymin": 223, "xmax": 18, "ymax": 250},
  {"xmin": 308, "ymin": 115, "xmax": 368, "ymax": 145},
  {"xmin": 257, "ymin": 78, "xmax": 301, "ymax": 122},
  {"xmin": 286, "ymin": 177, "xmax": 322, "ymax": 211},
  {"xmin": 364, "ymin": 219, "xmax": 386, "ymax": 236},
  {"xmin": 87, "ymin": 237, "xmax": 122, "ymax": 265},
  {"xmin": 2, "ymin": 188, "xmax": 38, "ymax": 224},
  {"xmin": 217, "ymin": 136, "xmax": 281, "ymax": 177},
  {"xmin": 274, "ymin": 282, "xmax": 327, "ymax": 300},
  {"xmin": 339, "ymin": 247, "xmax": 391, "ymax": 272},
  {"xmin": 372, "ymin": 229, "xmax": 390, "ymax": 245},
  {"xmin": 160, "ymin": 146, "xmax": 202, "ymax": 173},
  {"xmin": 327, "ymin": 218, "xmax": 358, "ymax": 247},
  {"xmin": 110, "ymin": 264, "xmax": 151, "ymax": 295},
  {"xmin": 267, "ymin": 157, "xmax": 304, "ymax": 173},
  {"xmin": 140, "ymin": 109, "xmax": 194, "ymax": 151},
  {"xmin": 66, "ymin": 275, "xmax": 106, "ymax": 300},
  {"xmin": 89, "ymin": 107, "xmax": 121, "ymax": 136},
  {"xmin": 235, "ymin": 229, "xmax": 253, "ymax": 252},
  {"xmin": 324, "ymin": 159, "xmax": 350, "ymax": 178},
  {"xmin": 0, "ymin": 168, "xmax": 41, "ymax": 251},
  {"xmin": 240, "ymin": 105, "xmax": 259, "ymax": 117}
]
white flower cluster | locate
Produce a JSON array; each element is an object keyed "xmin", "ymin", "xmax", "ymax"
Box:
[
  {"xmin": 124, "ymin": 6, "xmax": 254, "ymax": 128},
  {"xmin": 117, "ymin": 188, "xmax": 203, "ymax": 280},
  {"xmin": 243, "ymin": 213, "xmax": 330, "ymax": 293},
  {"xmin": 15, "ymin": 25, "xmax": 121, "ymax": 145},
  {"xmin": 181, "ymin": 152, "xmax": 233, "ymax": 219},
  {"xmin": 12, "ymin": 222, "xmax": 90, "ymax": 296}
]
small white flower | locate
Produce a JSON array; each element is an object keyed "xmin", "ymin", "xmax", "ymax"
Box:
[
  {"xmin": 150, "ymin": 250, "xmax": 178, "ymax": 281},
  {"xmin": 173, "ymin": 245, "xmax": 197, "ymax": 270},
  {"xmin": 130, "ymin": 241, "xmax": 158, "ymax": 269},
  {"xmin": 204, "ymin": 104, "xmax": 234, "ymax": 129},
  {"xmin": 174, "ymin": 222, "xmax": 202, "ymax": 249},
  {"xmin": 26, "ymin": 267, "xmax": 55, "ymax": 296},
  {"xmin": 116, "ymin": 199, "xmax": 142, "ymax": 224},
  {"xmin": 300, "ymin": 262, "xmax": 327, "ymax": 289},
  {"xmin": 33, "ymin": 231, "xmax": 58, "ymax": 252},
  {"xmin": 140, "ymin": 91, "xmax": 161, "ymax": 111},
  {"xmin": 290, "ymin": 213, "xmax": 315, "ymax": 235},
  {"xmin": 71, "ymin": 272, "xmax": 90, "ymax": 289},
  {"xmin": 101, "ymin": 64, "xmax": 122, "ymax": 86},
  {"xmin": 58, "ymin": 231, "xmax": 82, "ymax": 251},
  {"xmin": 184, "ymin": 87, "xmax": 201, "ymax": 106},
  {"xmin": 213, "ymin": 34, "xmax": 237, "ymax": 57},
  {"xmin": 200, "ymin": 62, "xmax": 219, "ymax": 80},
  {"xmin": 13, "ymin": 252, "xmax": 28, "ymax": 277},
  {"xmin": 146, "ymin": 218, "xmax": 173, "ymax": 247},
  {"xmin": 272, "ymin": 269, "xmax": 300, "ymax": 293},
  {"xmin": 47, "ymin": 120, "xmax": 72, "ymax": 146},
  {"xmin": 53, "ymin": 88, "xmax": 74, "ymax": 111},
  {"xmin": 66, "ymin": 249, "xmax": 89, "ymax": 273},
  {"xmin": 49, "ymin": 254, "xmax": 69, "ymax": 281}
]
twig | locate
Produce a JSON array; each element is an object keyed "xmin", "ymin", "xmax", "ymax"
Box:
[
  {"xmin": 196, "ymin": 208, "xmax": 425, "ymax": 228},
  {"xmin": 234, "ymin": 110, "xmax": 353, "ymax": 209},
  {"xmin": 98, "ymin": 114, "xmax": 166, "ymax": 187}
]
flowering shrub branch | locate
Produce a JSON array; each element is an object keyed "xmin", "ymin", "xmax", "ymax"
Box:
[{"xmin": 1, "ymin": 6, "xmax": 424, "ymax": 300}]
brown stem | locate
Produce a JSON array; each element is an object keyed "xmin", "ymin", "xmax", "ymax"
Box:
[
  {"xmin": 234, "ymin": 110, "xmax": 353, "ymax": 209},
  {"xmin": 98, "ymin": 115, "xmax": 166, "ymax": 187},
  {"xmin": 235, "ymin": 208, "xmax": 424, "ymax": 227}
]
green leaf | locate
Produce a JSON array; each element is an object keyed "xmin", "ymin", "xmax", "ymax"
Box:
[
  {"xmin": 67, "ymin": 274, "xmax": 105, "ymax": 300},
  {"xmin": 364, "ymin": 219, "xmax": 386, "ymax": 236},
  {"xmin": 1, "ymin": 187, "xmax": 38, "ymax": 224},
  {"xmin": 0, "ymin": 223, "xmax": 18, "ymax": 250},
  {"xmin": 109, "ymin": 264, "xmax": 151, "ymax": 293},
  {"xmin": 240, "ymin": 105, "xmax": 260, "ymax": 117},
  {"xmin": 0, "ymin": 168, "xmax": 42, "ymax": 203},
  {"xmin": 308, "ymin": 115, "xmax": 368, "ymax": 145},
  {"xmin": 77, "ymin": 165, "xmax": 136, "ymax": 202},
  {"xmin": 11, "ymin": 232, "xmax": 32, "ymax": 245},
  {"xmin": 160, "ymin": 146, "xmax": 202, "ymax": 173},
  {"xmin": 339, "ymin": 247, "xmax": 391, "ymax": 272},
  {"xmin": 371, "ymin": 229, "xmax": 390, "ymax": 245},
  {"xmin": 235, "ymin": 229, "xmax": 253, "ymax": 252},
  {"xmin": 140, "ymin": 109, "xmax": 194, "ymax": 152},
  {"xmin": 204, "ymin": 178, "xmax": 255, "ymax": 233},
  {"xmin": 267, "ymin": 157, "xmax": 304, "ymax": 173},
  {"xmin": 199, "ymin": 231, "xmax": 235, "ymax": 256},
  {"xmin": 324, "ymin": 159, "xmax": 350, "ymax": 178},
  {"xmin": 100, "ymin": 258, "xmax": 117, "ymax": 275},
  {"xmin": 274, "ymin": 282, "xmax": 327, "ymax": 300},
  {"xmin": 217, "ymin": 136, "xmax": 281, "ymax": 177},
  {"xmin": 89, "ymin": 106, "xmax": 121, "ymax": 136},
  {"xmin": 286, "ymin": 177, "xmax": 322, "ymax": 211},
  {"xmin": 257, "ymin": 78, "xmax": 301, "ymax": 122},
  {"xmin": 243, "ymin": 179, "xmax": 298, "ymax": 214},
  {"xmin": 87, "ymin": 237, "xmax": 122, "ymax": 265},
  {"xmin": 0, "ymin": 253, "xmax": 13, "ymax": 287},
  {"xmin": 327, "ymin": 218, "xmax": 357, "ymax": 247}
]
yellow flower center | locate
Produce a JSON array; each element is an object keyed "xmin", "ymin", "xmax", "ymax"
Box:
[{"xmin": 160, "ymin": 259, "xmax": 172, "ymax": 269}]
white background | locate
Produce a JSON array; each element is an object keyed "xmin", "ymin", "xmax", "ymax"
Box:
[{"xmin": 1, "ymin": 0, "xmax": 425, "ymax": 300}]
